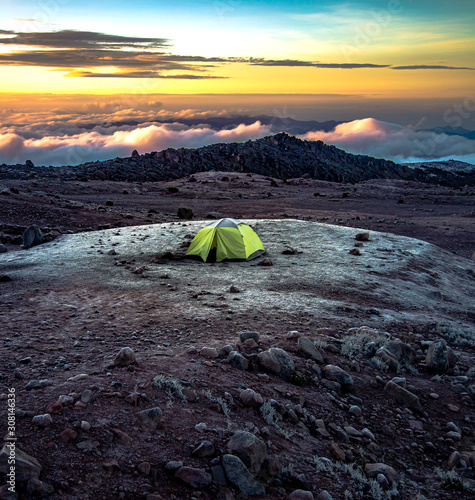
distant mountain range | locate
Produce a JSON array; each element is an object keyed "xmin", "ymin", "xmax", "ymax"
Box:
[{"xmin": 1, "ymin": 132, "xmax": 473, "ymax": 187}]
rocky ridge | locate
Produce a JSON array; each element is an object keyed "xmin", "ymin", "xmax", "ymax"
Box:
[{"xmin": 1, "ymin": 133, "xmax": 474, "ymax": 187}]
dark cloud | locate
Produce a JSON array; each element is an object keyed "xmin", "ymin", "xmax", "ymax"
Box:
[
  {"xmin": 0, "ymin": 49, "xmax": 205, "ymax": 70},
  {"xmin": 392, "ymin": 65, "xmax": 474, "ymax": 70},
  {"xmin": 70, "ymin": 70, "xmax": 227, "ymax": 79},
  {"xmin": 249, "ymin": 58, "xmax": 389, "ymax": 69},
  {"xmin": 0, "ymin": 29, "xmax": 169, "ymax": 50}
]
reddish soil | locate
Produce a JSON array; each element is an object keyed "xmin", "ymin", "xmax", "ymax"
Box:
[{"xmin": 0, "ymin": 172, "xmax": 474, "ymax": 500}]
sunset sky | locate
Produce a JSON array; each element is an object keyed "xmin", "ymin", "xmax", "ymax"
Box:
[{"xmin": 0, "ymin": 0, "xmax": 474, "ymax": 165}]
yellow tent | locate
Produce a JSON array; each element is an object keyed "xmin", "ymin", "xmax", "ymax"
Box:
[{"xmin": 186, "ymin": 218, "xmax": 265, "ymax": 262}]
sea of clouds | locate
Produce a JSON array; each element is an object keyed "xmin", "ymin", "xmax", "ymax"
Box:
[{"xmin": 1, "ymin": 104, "xmax": 474, "ymax": 166}]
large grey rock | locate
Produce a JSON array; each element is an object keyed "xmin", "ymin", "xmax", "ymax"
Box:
[
  {"xmin": 228, "ymin": 351, "xmax": 249, "ymax": 370},
  {"xmin": 174, "ymin": 466, "xmax": 211, "ymax": 489},
  {"xmin": 425, "ymin": 339, "xmax": 458, "ymax": 373},
  {"xmin": 239, "ymin": 331, "xmax": 260, "ymax": 343},
  {"xmin": 177, "ymin": 207, "xmax": 194, "ymax": 219},
  {"xmin": 257, "ymin": 348, "xmax": 295, "ymax": 379},
  {"xmin": 113, "ymin": 347, "xmax": 136, "ymax": 367},
  {"xmin": 322, "ymin": 365, "xmax": 354, "ymax": 392},
  {"xmin": 22, "ymin": 225, "xmax": 43, "ymax": 249},
  {"xmin": 222, "ymin": 454, "xmax": 266, "ymax": 496},
  {"xmin": 137, "ymin": 407, "xmax": 163, "ymax": 431},
  {"xmin": 376, "ymin": 339, "xmax": 416, "ymax": 371},
  {"xmin": 239, "ymin": 389, "xmax": 264, "ymax": 408},
  {"xmin": 365, "ymin": 463, "xmax": 398, "ymax": 483},
  {"xmin": 288, "ymin": 490, "xmax": 315, "ymax": 499},
  {"xmin": 227, "ymin": 430, "xmax": 267, "ymax": 476},
  {"xmin": 298, "ymin": 337, "xmax": 324, "ymax": 364},
  {"xmin": 0, "ymin": 445, "xmax": 42, "ymax": 482},
  {"xmin": 384, "ymin": 379, "xmax": 422, "ymax": 412}
]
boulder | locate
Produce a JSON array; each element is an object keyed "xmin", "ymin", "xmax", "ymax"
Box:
[
  {"xmin": 239, "ymin": 389, "xmax": 264, "ymax": 408},
  {"xmin": 298, "ymin": 337, "xmax": 324, "ymax": 364},
  {"xmin": 227, "ymin": 430, "xmax": 267, "ymax": 476},
  {"xmin": 425, "ymin": 339, "xmax": 458, "ymax": 373},
  {"xmin": 365, "ymin": 463, "xmax": 398, "ymax": 483},
  {"xmin": 287, "ymin": 490, "xmax": 315, "ymax": 499},
  {"xmin": 0, "ymin": 445, "xmax": 42, "ymax": 482},
  {"xmin": 177, "ymin": 207, "xmax": 193, "ymax": 219},
  {"xmin": 239, "ymin": 331, "xmax": 260, "ymax": 343},
  {"xmin": 322, "ymin": 365, "xmax": 354, "ymax": 392},
  {"xmin": 174, "ymin": 466, "xmax": 212, "ymax": 489},
  {"xmin": 113, "ymin": 347, "xmax": 136, "ymax": 367},
  {"xmin": 228, "ymin": 351, "xmax": 249, "ymax": 370},
  {"xmin": 222, "ymin": 454, "xmax": 266, "ymax": 496},
  {"xmin": 137, "ymin": 407, "xmax": 163, "ymax": 431},
  {"xmin": 257, "ymin": 348, "xmax": 295, "ymax": 379},
  {"xmin": 22, "ymin": 225, "xmax": 44, "ymax": 249},
  {"xmin": 384, "ymin": 379, "xmax": 422, "ymax": 412}
]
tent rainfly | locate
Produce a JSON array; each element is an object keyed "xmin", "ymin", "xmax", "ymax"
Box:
[{"xmin": 186, "ymin": 218, "xmax": 265, "ymax": 262}]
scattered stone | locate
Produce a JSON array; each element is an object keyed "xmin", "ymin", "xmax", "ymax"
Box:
[
  {"xmin": 177, "ymin": 207, "xmax": 194, "ymax": 219},
  {"xmin": 165, "ymin": 461, "xmax": 183, "ymax": 473},
  {"xmin": 137, "ymin": 462, "xmax": 151, "ymax": 476},
  {"xmin": 26, "ymin": 478, "xmax": 54, "ymax": 497},
  {"xmin": 448, "ymin": 451, "xmax": 461, "ymax": 469},
  {"xmin": 365, "ymin": 463, "xmax": 398, "ymax": 483},
  {"xmin": 0, "ymin": 274, "xmax": 13, "ymax": 282},
  {"xmin": 32, "ymin": 414, "xmax": 53, "ymax": 428},
  {"xmin": 22, "ymin": 225, "xmax": 44, "ymax": 249},
  {"xmin": 349, "ymin": 248, "xmax": 361, "ymax": 255},
  {"xmin": 377, "ymin": 473, "xmax": 389, "ymax": 489},
  {"xmin": 257, "ymin": 348, "xmax": 296, "ymax": 379},
  {"xmin": 113, "ymin": 347, "xmax": 136, "ymax": 367},
  {"xmin": 192, "ymin": 440, "xmax": 215, "ymax": 458},
  {"xmin": 25, "ymin": 379, "xmax": 53, "ymax": 391},
  {"xmin": 81, "ymin": 421, "xmax": 91, "ymax": 432},
  {"xmin": 425, "ymin": 339, "xmax": 458, "ymax": 373},
  {"xmin": 200, "ymin": 347, "xmax": 218, "ymax": 358},
  {"xmin": 239, "ymin": 389, "xmax": 264, "ymax": 408},
  {"xmin": 0, "ymin": 244, "xmax": 7, "ymax": 253},
  {"xmin": 59, "ymin": 428, "xmax": 77, "ymax": 443},
  {"xmin": 355, "ymin": 232, "xmax": 370, "ymax": 241},
  {"xmin": 239, "ymin": 331, "xmax": 260, "ymax": 343},
  {"xmin": 349, "ymin": 405, "xmax": 362, "ymax": 417},
  {"xmin": 287, "ymin": 490, "xmax": 314, "ymax": 499},
  {"xmin": 222, "ymin": 454, "xmax": 266, "ymax": 496},
  {"xmin": 329, "ymin": 441, "xmax": 346, "ymax": 461},
  {"xmin": 298, "ymin": 337, "xmax": 324, "ymax": 364},
  {"xmin": 322, "ymin": 365, "xmax": 354, "ymax": 392},
  {"xmin": 258, "ymin": 258, "xmax": 273, "ymax": 266},
  {"xmin": 219, "ymin": 344, "xmax": 237, "ymax": 357},
  {"xmin": 76, "ymin": 440, "xmax": 100, "ymax": 450},
  {"xmin": 0, "ymin": 445, "xmax": 42, "ymax": 482},
  {"xmin": 316, "ymin": 491, "xmax": 334, "ymax": 500},
  {"xmin": 81, "ymin": 389, "xmax": 94, "ymax": 404},
  {"xmin": 227, "ymin": 351, "xmax": 249, "ymax": 370},
  {"xmin": 447, "ymin": 404, "xmax": 459, "ymax": 412},
  {"xmin": 384, "ymin": 379, "xmax": 422, "ymax": 413},
  {"xmin": 174, "ymin": 466, "xmax": 212, "ymax": 489},
  {"xmin": 137, "ymin": 407, "xmax": 163, "ymax": 431},
  {"xmin": 103, "ymin": 459, "xmax": 120, "ymax": 472},
  {"xmin": 227, "ymin": 430, "xmax": 267, "ymax": 476}
]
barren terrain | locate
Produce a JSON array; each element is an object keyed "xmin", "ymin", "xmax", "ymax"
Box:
[{"xmin": 0, "ymin": 171, "xmax": 474, "ymax": 500}]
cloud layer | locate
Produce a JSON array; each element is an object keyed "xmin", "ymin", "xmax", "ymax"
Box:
[
  {"xmin": 301, "ymin": 118, "xmax": 475, "ymax": 164},
  {"xmin": 0, "ymin": 102, "xmax": 474, "ymax": 166}
]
